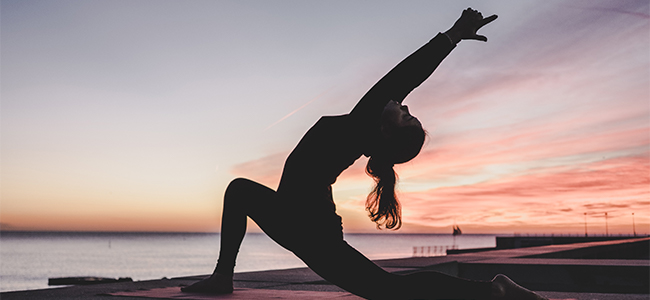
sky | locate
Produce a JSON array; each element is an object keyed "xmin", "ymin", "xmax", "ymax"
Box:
[{"xmin": 1, "ymin": 0, "xmax": 648, "ymax": 234}]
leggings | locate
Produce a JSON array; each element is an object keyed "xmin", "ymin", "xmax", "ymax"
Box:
[{"xmin": 214, "ymin": 178, "xmax": 492, "ymax": 300}]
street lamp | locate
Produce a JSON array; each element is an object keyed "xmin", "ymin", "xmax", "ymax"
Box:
[
  {"xmin": 605, "ymin": 212, "xmax": 608, "ymax": 237},
  {"xmin": 633, "ymin": 213, "xmax": 636, "ymax": 237}
]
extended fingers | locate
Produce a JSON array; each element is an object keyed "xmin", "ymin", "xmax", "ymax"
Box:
[
  {"xmin": 457, "ymin": 8, "xmax": 497, "ymax": 42},
  {"xmin": 473, "ymin": 35, "xmax": 488, "ymax": 42},
  {"xmin": 464, "ymin": 7, "xmax": 496, "ymax": 22},
  {"xmin": 479, "ymin": 14, "xmax": 498, "ymax": 28}
]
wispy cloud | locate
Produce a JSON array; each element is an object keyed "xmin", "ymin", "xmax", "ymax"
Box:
[
  {"xmin": 562, "ymin": 1, "xmax": 650, "ymax": 20},
  {"xmin": 230, "ymin": 152, "xmax": 288, "ymax": 188},
  {"xmin": 263, "ymin": 89, "xmax": 330, "ymax": 131}
]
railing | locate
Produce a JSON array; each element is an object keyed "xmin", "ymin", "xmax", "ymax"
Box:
[
  {"xmin": 412, "ymin": 245, "xmax": 458, "ymax": 257},
  {"xmin": 512, "ymin": 233, "xmax": 646, "ymax": 237}
]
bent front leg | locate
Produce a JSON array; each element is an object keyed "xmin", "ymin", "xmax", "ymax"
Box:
[{"xmin": 215, "ymin": 178, "xmax": 277, "ymax": 276}]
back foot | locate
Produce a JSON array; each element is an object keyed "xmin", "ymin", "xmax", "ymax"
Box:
[
  {"xmin": 491, "ymin": 274, "xmax": 548, "ymax": 300},
  {"xmin": 181, "ymin": 273, "xmax": 234, "ymax": 295}
]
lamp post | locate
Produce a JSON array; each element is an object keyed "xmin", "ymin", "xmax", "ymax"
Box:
[
  {"xmin": 605, "ymin": 212, "xmax": 608, "ymax": 237},
  {"xmin": 584, "ymin": 212, "xmax": 588, "ymax": 237},
  {"xmin": 633, "ymin": 213, "xmax": 636, "ymax": 237}
]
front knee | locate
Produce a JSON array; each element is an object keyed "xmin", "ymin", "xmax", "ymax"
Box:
[
  {"xmin": 222, "ymin": 178, "xmax": 248, "ymax": 208},
  {"xmin": 223, "ymin": 178, "xmax": 275, "ymax": 208},
  {"xmin": 226, "ymin": 178, "xmax": 251, "ymax": 193}
]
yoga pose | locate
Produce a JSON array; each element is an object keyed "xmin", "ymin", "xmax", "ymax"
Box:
[{"xmin": 183, "ymin": 8, "xmax": 547, "ymax": 300}]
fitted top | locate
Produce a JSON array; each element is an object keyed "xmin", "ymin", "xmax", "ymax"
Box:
[{"xmin": 276, "ymin": 33, "xmax": 456, "ymax": 225}]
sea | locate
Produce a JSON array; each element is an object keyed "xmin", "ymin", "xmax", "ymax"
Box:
[{"xmin": 0, "ymin": 232, "xmax": 496, "ymax": 293}]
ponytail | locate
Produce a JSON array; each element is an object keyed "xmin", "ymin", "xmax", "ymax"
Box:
[
  {"xmin": 365, "ymin": 156, "xmax": 402, "ymax": 230},
  {"xmin": 365, "ymin": 122, "xmax": 425, "ymax": 230}
]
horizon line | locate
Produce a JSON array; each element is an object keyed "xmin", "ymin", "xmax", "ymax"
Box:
[{"xmin": 1, "ymin": 230, "xmax": 647, "ymax": 237}]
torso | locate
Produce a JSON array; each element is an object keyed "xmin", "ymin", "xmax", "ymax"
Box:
[{"xmin": 277, "ymin": 114, "xmax": 370, "ymax": 224}]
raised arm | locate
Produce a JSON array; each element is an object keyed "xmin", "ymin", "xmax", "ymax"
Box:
[
  {"xmin": 349, "ymin": 32, "xmax": 455, "ymax": 120},
  {"xmin": 350, "ymin": 8, "xmax": 497, "ymax": 120}
]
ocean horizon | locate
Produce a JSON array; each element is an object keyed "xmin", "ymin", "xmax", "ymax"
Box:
[{"xmin": 0, "ymin": 231, "xmax": 497, "ymax": 292}]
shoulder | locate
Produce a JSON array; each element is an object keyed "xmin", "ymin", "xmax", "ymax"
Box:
[{"xmin": 317, "ymin": 114, "xmax": 355, "ymax": 126}]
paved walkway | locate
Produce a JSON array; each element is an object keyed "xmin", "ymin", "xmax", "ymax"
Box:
[{"xmin": 2, "ymin": 237, "xmax": 647, "ymax": 300}]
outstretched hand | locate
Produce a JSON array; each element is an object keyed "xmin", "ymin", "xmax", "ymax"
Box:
[{"xmin": 445, "ymin": 8, "xmax": 497, "ymax": 43}]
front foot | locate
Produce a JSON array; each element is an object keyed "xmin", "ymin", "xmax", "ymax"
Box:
[
  {"xmin": 491, "ymin": 274, "xmax": 548, "ymax": 300},
  {"xmin": 181, "ymin": 273, "xmax": 234, "ymax": 294}
]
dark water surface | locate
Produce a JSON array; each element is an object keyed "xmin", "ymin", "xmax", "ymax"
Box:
[{"xmin": 0, "ymin": 231, "xmax": 495, "ymax": 292}]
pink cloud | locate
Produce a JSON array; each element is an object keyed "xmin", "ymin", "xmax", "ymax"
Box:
[
  {"xmin": 397, "ymin": 155, "xmax": 649, "ymax": 234},
  {"xmin": 229, "ymin": 152, "xmax": 288, "ymax": 188}
]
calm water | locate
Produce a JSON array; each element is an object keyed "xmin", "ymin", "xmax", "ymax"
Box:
[{"xmin": 0, "ymin": 232, "xmax": 495, "ymax": 292}]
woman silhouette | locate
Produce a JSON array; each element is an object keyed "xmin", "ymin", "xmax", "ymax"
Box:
[{"xmin": 183, "ymin": 8, "xmax": 547, "ymax": 300}]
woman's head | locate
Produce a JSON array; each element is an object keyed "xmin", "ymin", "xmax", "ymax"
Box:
[
  {"xmin": 365, "ymin": 101, "xmax": 426, "ymax": 230},
  {"xmin": 381, "ymin": 100, "xmax": 422, "ymax": 129},
  {"xmin": 378, "ymin": 100, "xmax": 426, "ymax": 164}
]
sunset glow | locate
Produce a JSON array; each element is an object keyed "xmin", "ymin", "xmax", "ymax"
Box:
[{"xmin": 2, "ymin": 0, "xmax": 648, "ymax": 234}]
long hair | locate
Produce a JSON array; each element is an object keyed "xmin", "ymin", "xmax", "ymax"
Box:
[
  {"xmin": 366, "ymin": 156, "xmax": 401, "ymax": 229},
  {"xmin": 365, "ymin": 125, "xmax": 425, "ymax": 230}
]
